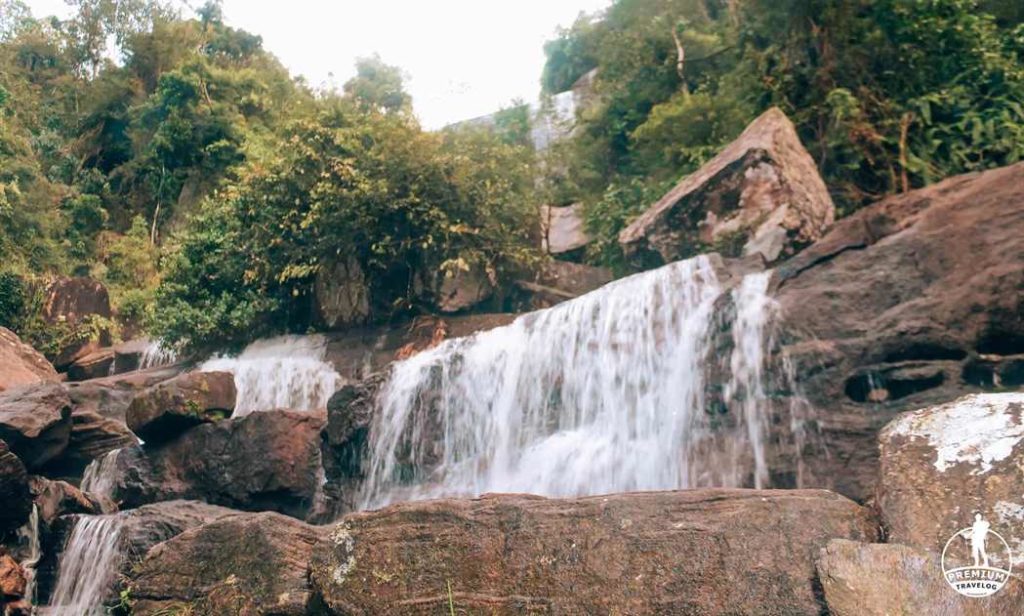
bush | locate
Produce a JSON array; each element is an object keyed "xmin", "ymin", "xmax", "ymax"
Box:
[{"xmin": 0, "ymin": 271, "xmax": 25, "ymax": 330}]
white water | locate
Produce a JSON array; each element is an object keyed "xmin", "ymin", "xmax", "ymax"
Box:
[
  {"xmin": 201, "ymin": 334, "xmax": 343, "ymax": 416},
  {"xmin": 16, "ymin": 505, "xmax": 41, "ymax": 606},
  {"xmin": 81, "ymin": 448, "xmax": 121, "ymax": 502},
  {"xmin": 359, "ymin": 256, "xmax": 806, "ymax": 509},
  {"xmin": 138, "ymin": 340, "xmax": 179, "ymax": 370},
  {"xmin": 46, "ymin": 515, "xmax": 124, "ymax": 615}
]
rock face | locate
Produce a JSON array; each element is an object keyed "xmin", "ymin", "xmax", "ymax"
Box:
[
  {"xmin": 53, "ymin": 409, "xmax": 136, "ymax": 476},
  {"xmin": 41, "ymin": 277, "xmax": 112, "ymax": 369},
  {"xmin": 0, "ymin": 384, "xmax": 72, "ymax": 469},
  {"xmin": 436, "ymin": 264, "xmax": 494, "ymax": 313},
  {"xmin": 64, "ymin": 365, "xmax": 181, "ymax": 424},
  {"xmin": 817, "ymin": 539, "xmax": 1023, "ymax": 616},
  {"xmin": 30, "ymin": 476, "xmax": 109, "ymax": 524},
  {"xmin": 314, "ymin": 257, "xmax": 371, "ymax": 329},
  {"xmin": 130, "ymin": 512, "xmax": 325, "ymax": 615},
  {"xmin": 620, "ymin": 107, "xmax": 835, "ymax": 265},
  {"xmin": 517, "ymin": 260, "xmax": 614, "ymax": 309},
  {"xmin": 311, "ymin": 489, "xmax": 877, "ymax": 615},
  {"xmin": 65, "ymin": 348, "xmax": 115, "ymax": 381},
  {"xmin": 0, "ymin": 327, "xmax": 58, "ymax": 394},
  {"xmin": 0, "ymin": 550, "xmax": 26, "ymax": 603},
  {"xmin": 107, "ymin": 410, "xmax": 325, "ymax": 519},
  {"xmin": 774, "ymin": 163, "xmax": 1024, "ymax": 501},
  {"xmin": 0, "ymin": 440, "xmax": 31, "ymax": 535},
  {"xmin": 320, "ymin": 375, "xmax": 384, "ymax": 514},
  {"xmin": 126, "ymin": 370, "xmax": 236, "ymax": 444},
  {"xmin": 541, "ymin": 203, "xmax": 590, "ymax": 254},
  {"xmin": 877, "ymin": 392, "xmax": 1024, "ymax": 560}
]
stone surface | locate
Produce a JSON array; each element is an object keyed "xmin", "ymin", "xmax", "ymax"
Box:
[
  {"xmin": 314, "ymin": 256, "xmax": 371, "ymax": 329},
  {"xmin": 41, "ymin": 277, "xmax": 112, "ymax": 369},
  {"xmin": 0, "ymin": 384, "xmax": 72, "ymax": 469},
  {"xmin": 620, "ymin": 107, "xmax": 835, "ymax": 265},
  {"xmin": 774, "ymin": 163, "xmax": 1024, "ymax": 501},
  {"xmin": 0, "ymin": 441, "xmax": 31, "ymax": 535},
  {"xmin": 517, "ymin": 260, "xmax": 614, "ymax": 309},
  {"xmin": 877, "ymin": 393, "xmax": 1024, "ymax": 561},
  {"xmin": 65, "ymin": 348, "xmax": 115, "ymax": 382},
  {"xmin": 130, "ymin": 512, "xmax": 324, "ymax": 615},
  {"xmin": 436, "ymin": 264, "xmax": 495, "ymax": 313},
  {"xmin": 30, "ymin": 476, "xmax": 109, "ymax": 525},
  {"xmin": 320, "ymin": 374, "xmax": 384, "ymax": 515},
  {"xmin": 126, "ymin": 370, "xmax": 236, "ymax": 444},
  {"xmin": 311, "ymin": 489, "xmax": 877, "ymax": 615},
  {"xmin": 64, "ymin": 365, "xmax": 181, "ymax": 424},
  {"xmin": 0, "ymin": 551, "xmax": 26, "ymax": 601},
  {"xmin": 540, "ymin": 203, "xmax": 590, "ymax": 254},
  {"xmin": 817, "ymin": 539, "xmax": 1023, "ymax": 616},
  {"xmin": 53, "ymin": 409, "xmax": 137, "ymax": 476},
  {"xmin": 0, "ymin": 327, "xmax": 58, "ymax": 394},
  {"xmin": 106, "ymin": 410, "xmax": 325, "ymax": 519}
]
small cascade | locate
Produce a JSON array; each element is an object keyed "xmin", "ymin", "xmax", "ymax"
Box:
[
  {"xmin": 138, "ymin": 340, "xmax": 179, "ymax": 370},
  {"xmin": 358, "ymin": 256, "xmax": 810, "ymax": 509},
  {"xmin": 16, "ymin": 504, "xmax": 41, "ymax": 607},
  {"xmin": 81, "ymin": 449, "xmax": 121, "ymax": 502},
  {"xmin": 46, "ymin": 515, "xmax": 124, "ymax": 615},
  {"xmin": 201, "ymin": 334, "xmax": 343, "ymax": 416}
]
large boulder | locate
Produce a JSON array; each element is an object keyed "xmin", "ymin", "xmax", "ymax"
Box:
[
  {"xmin": 540, "ymin": 203, "xmax": 590, "ymax": 255},
  {"xmin": 129, "ymin": 512, "xmax": 325, "ymax": 615},
  {"xmin": 104, "ymin": 410, "xmax": 325, "ymax": 519},
  {"xmin": 0, "ymin": 441, "xmax": 31, "ymax": 535},
  {"xmin": 311, "ymin": 489, "xmax": 877, "ymax": 614},
  {"xmin": 314, "ymin": 256, "xmax": 371, "ymax": 329},
  {"xmin": 774, "ymin": 163, "xmax": 1024, "ymax": 501},
  {"xmin": 0, "ymin": 384, "xmax": 72, "ymax": 469},
  {"xmin": 65, "ymin": 348, "xmax": 115, "ymax": 382},
  {"xmin": 516, "ymin": 260, "xmax": 614, "ymax": 309},
  {"xmin": 436, "ymin": 264, "xmax": 495, "ymax": 313},
  {"xmin": 620, "ymin": 107, "xmax": 835, "ymax": 266},
  {"xmin": 320, "ymin": 374, "xmax": 384, "ymax": 515},
  {"xmin": 0, "ymin": 327, "xmax": 58, "ymax": 394},
  {"xmin": 64, "ymin": 365, "xmax": 182, "ymax": 424},
  {"xmin": 817, "ymin": 539, "xmax": 1022, "ymax": 615},
  {"xmin": 41, "ymin": 277, "xmax": 112, "ymax": 369},
  {"xmin": 877, "ymin": 392, "xmax": 1024, "ymax": 559},
  {"xmin": 126, "ymin": 370, "xmax": 236, "ymax": 444},
  {"xmin": 52, "ymin": 409, "xmax": 136, "ymax": 477},
  {"xmin": 30, "ymin": 476, "xmax": 109, "ymax": 525}
]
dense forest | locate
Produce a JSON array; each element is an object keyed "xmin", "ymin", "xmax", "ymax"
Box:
[{"xmin": 1, "ymin": 0, "xmax": 1022, "ymax": 355}]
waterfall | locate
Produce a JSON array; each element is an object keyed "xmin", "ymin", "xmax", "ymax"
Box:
[
  {"xmin": 201, "ymin": 334, "xmax": 343, "ymax": 417},
  {"xmin": 138, "ymin": 340, "xmax": 179, "ymax": 370},
  {"xmin": 46, "ymin": 515, "xmax": 124, "ymax": 615},
  {"xmin": 358, "ymin": 256, "xmax": 807, "ymax": 509},
  {"xmin": 16, "ymin": 505, "xmax": 41, "ymax": 606},
  {"xmin": 81, "ymin": 448, "xmax": 121, "ymax": 501}
]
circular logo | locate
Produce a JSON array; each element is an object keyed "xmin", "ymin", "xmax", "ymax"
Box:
[{"xmin": 941, "ymin": 514, "xmax": 1014, "ymax": 598}]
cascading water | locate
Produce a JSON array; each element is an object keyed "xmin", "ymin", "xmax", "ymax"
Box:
[
  {"xmin": 358, "ymin": 256, "xmax": 809, "ymax": 509},
  {"xmin": 201, "ymin": 334, "xmax": 343, "ymax": 416},
  {"xmin": 16, "ymin": 505, "xmax": 41, "ymax": 607},
  {"xmin": 46, "ymin": 515, "xmax": 124, "ymax": 615},
  {"xmin": 138, "ymin": 340, "xmax": 179, "ymax": 370},
  {"xmin": 81, "ymin": 448, "xmax": 121, "ymax": 502}
]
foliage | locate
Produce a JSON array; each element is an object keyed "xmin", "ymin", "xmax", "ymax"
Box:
[{"xmin": 0, "ymin": 271, "xmax": 26, "ymax": 329}]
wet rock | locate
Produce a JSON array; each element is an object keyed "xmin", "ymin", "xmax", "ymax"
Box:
[
  {"xmin": 107, "ymin": 410, "xmax": 325, "ymax": 519},
  {"xmin": 0, "ymin": 384, "xmax": 72, "ymax": 469},
  {"xmin": 517, "ymin": 260, "xmax": 614, "ymax": 309},
  {"xmin": 30, "ymin": 476, "xmax": 109, "ymax": 525},
  {"xmin": 817, "ymin": 539, "xmax": 1023, "ymax": 616},
  {"xmin": 436, "ymin": 263, "xmax": 494, "ymax": 313},
  {"xmin": 64, "ymin": 365, "xmax": 181, "ymax": 424},
  {"xmin": 41, "ymin": 277, "xmax": 112, "ymax": 369},
  {"xmin": 541, "ymin": 203, "xmax": 590, "ymax": 255},
  {"xmin": 65, "ymin": 348, "xmax": 115, "ymax": 382},
  {"xmin": 126, "ymin": 371, "xmax": 236, "ymax": 444},
  {"xmin": 620, "ymin": 107, "xmax": 835, "ymax": 266},
  {"xmin": 314, "ymin": 256, "xmax": 371, "ymax": 329},
  {"xmin": 320, "ymin": 375, "xmax": 384, "ymax": 514},
  {"xmin": 0, "ymin": 327, "xmax": 58, "ymax": 394},
  {"xmin": 775, "ymin": 163, "xmax": 1024, "ymax": 501},
  {"xmin": 0, "ymin": 550, "xmax": 26, "ymax": 601},
  {"xmin": 129, "ymin": 512, "xmax": 325, "ymax": 615},
  {"xmin": 877, "ymin": 392, "xmax": 1024, "ymax": 558},
  {"xmin": 0, "ymin": 441, "xmax": 31, "ymax": 535},
  {"xmin": 53, "ymin": 409, "xmax": 137, "ymax": 477},
  {"xmin": 311, "ymin": 489, "xmax": 877, "ymax": 615}
]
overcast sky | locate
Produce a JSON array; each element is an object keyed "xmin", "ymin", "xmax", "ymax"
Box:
[{"xmin": 23, "ymin": 0, "xmax": 610, "ymax": 128}]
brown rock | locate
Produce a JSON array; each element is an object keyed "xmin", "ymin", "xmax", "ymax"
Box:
[
  {"xmin": 0, "ymin": 327, "xmax": 57, "ymax": 394},
  {"xmin": 517, "ymin": 260, "xmax": 614, "ymax": 309},
  {"xmin": 0, "ymin": 441, "xmax": 30, "ymax": 535},
  {"xmin": 41, "ymin": 277, "xmax": 112, "ymax": 369},
  {"xmin": 314, "ymin": 256, "xmax": 371, "ymax": 329},
  {"xmin": 105, "ymin": 410, "xmax": 325, "ymax": 519},
  {"xmin": 56, "ymin": 409, "xmax": 136, "ymax": 475},
  {"xmin": 774, "ymin": 163, "xmax": 1024, "ymax": 501},
  {"xmin": 877, "ymin": 393, "xmax": 1024, "ymax": 558},
  {"xmin": 130, "ymin": 512, "xmax": 325, "ymax": 615},
  {"xmin": 126, "ymin": 371, "xmax": 236, "ymax": 444},
  {"xmin": 30, "ymin": 476, "xmax": 109, "ymax": 525},
  {"xmin": 817, "ymin": 539, "xmax": 1023, "ymax": 616},
  {"xmin": 0, "ymin": 551, "xmax": 25, "ymax": 600},
  {"xmin": 540, "ymin": 203, "xmax": 590, "ymax": 255},
  {"xmin": 64, "ymin": 365, "xmax": 182, "ymax": 424},
  {"xmin": 65, "ymin": 348, "xmax": 115, "ymax": 382},
  {"xmin": 436, "ymin": 263, "xmax": 494, "ymax": 313},
  {"xmin": 311, "ymin": 489, "xmax": 877, "ymax": 615},
  {"xmin": 0, "ymin": 384, "xmax": 72, "ymax": 468},
  {"xmin": 620, "ymin": 107, "xmax": 835, "ymax": 265}
]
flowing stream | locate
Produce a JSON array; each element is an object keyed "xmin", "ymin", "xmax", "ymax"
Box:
[
  {"xmin": 358, "ymin": 256, "xmax": 808, "ymax": 509},
  {"xmin": 201, "ymin": 334, "xmax": 343, "ymax": 416},
  {"xmin": 46, "ymin": 515, "xmax": 124, "ymax": 615}
]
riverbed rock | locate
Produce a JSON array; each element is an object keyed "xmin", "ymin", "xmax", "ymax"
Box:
[
  {"xmin": 436, "ymin": 263, "xmax": 495, "ymax": 313},
  {"xmin": 541, "ymin": 203, "xmax": 590, "ymax": 255},
  {"xmin": 0, "ymin": 327, "xmax": 58, "ymax": 394},
  {"xmin": 311, "ymin": 489, "xmax": 877, "ymax": 615},
  {"xmin": 774, "ymin": 163, "xmax": 1024, "ymax": 501},
  {"xmin": 0, "ymin": 441, "xmax": 31, "ymax": 535},
  {"xmin": 0, "ymin": 384, "xmax": 72, "ymax": 469},
  {"xmin": 129, "ymin": 512, "xmax": 325, "ymax": 615},
  {"xmin": 106, "ymin": 410, "xmax": 325, "ymax": 519},
  {"xmin": 126, "ymin": 370, "xmax": 236, "ymax": 444},
  {"xmin": 51, "ymin": 409, "xmax": 137, "ymax": 477},
  {"xmin": 620, "ymin": 107, "xmax": 835, "ymax": 266},
  {"xmin": 0, "ymin": 550, "xmax": 26, "ymax": 602},
  {"xmin": 817, "ymin": 539, "xmax": 1023, "ymax": 615},
  {"xmin": 30, "ymin": 476, "xmax": 110, "ymax": 524},
  {"xmin": 517, "ymin": 260, "xmax": 614, "ymax": 309},
  {"xmin": 64, "ymin": 365, "xmax": 182, "ymax": 424},
  {"xmin": 65, "ymin": 348, "xmax": 115, "ymax": 382},
  {"xmin": 877, "ymin": 392, "xmax": 1024, "ymax": 561},
  {"xmin": 41, "ymin": 277, "xmax": 113, "ymax": 369}
]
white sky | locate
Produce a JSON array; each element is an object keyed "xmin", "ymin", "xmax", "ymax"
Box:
[{"xmin": 23, "ymin": 0, "xmax": 611, "ymax": 128}]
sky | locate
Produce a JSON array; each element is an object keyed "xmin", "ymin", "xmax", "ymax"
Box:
[{"xmin": 23, "ymin": 0, "xmax": 611, "ymax": 128}]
